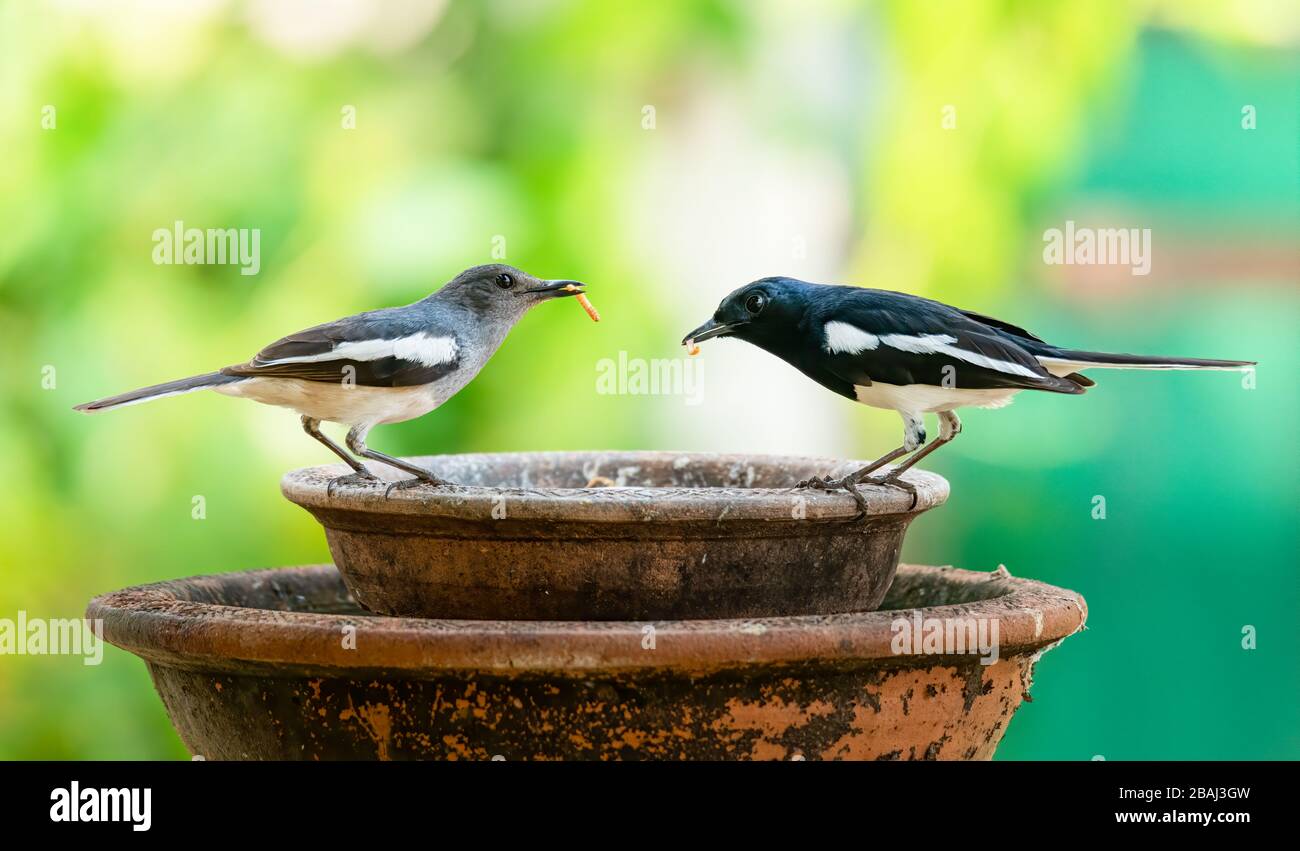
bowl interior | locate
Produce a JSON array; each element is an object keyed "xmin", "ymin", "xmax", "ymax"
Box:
[
  {"xmin": 283, "ymin": 450, "xmax": 950, "ymax": 521},
  {"xmin": 306, "ymin": 450, "xmax": 907, "ymax": 489},
  {"xmin": 161, "ymin": 562, "xmax": 1020, "ymax": 616}
]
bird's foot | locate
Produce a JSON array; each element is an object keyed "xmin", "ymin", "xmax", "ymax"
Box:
[
  {"xmin": 383, "ymin": 473, "xmax": 452, "ymax": 498},
  {"xmin": 327, "ymin": 471, "xmax": 380, "ymax": 497},
  {"xmin": 797, "ymin": 474, "xmax": 871, "ymax": 520},
  {"xmin": 859, "ymin": 472, "xmax": 919, "ymax": 510}
]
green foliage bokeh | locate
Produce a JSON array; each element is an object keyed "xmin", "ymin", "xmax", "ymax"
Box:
[{"xmin": 0, "ymin": 0, "xmax": 1295, "ymax": 759}]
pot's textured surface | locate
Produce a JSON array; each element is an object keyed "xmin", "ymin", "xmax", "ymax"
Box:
[
  {"xmin": 281, "ymin": 451, "xmax": 948, "ymax": 620},
  {"xmin": 88, "ymin": 564, "xmax": 1086, "ymax": 761}
]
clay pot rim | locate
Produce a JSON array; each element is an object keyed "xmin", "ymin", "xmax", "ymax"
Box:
[
  {"xmin": 280, "ymin": 450, "xmax": 949, "ymax": 521},
  {"xmin": 88, "ymin": 564, "xmax": 1086, "ymax": 676}
]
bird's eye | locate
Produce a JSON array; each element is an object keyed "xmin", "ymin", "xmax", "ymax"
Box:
[
  {"xmin": 745, "ymin": 293, "xmax": 766, "ymax": 314},
  {"xmin": 496, "ymin": 273, "xmax": 514, "ymax": 289}
]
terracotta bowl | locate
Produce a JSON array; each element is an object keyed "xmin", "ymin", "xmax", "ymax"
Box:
[
  {"xmin": 87, "ymin": 563, "xmax": 1086, "ymax": 760},
  {"xmin": 281, "ymin": 451, "xmax": 948, "ymax": 620}
]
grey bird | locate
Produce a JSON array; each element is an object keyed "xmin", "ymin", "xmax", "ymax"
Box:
[{"xmin": 75, "ymin": 264, "xmax": 588, "ymax": 493}]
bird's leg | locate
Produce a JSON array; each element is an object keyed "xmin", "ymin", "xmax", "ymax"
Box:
[
  {"xmin": 799, "ymin": 412, "xmax": 930, "ymax": 514},
  {"xmin": 862, "ymin": 412, "xmax": 963, "ymax": 508},
  {"xmin": 879, "ymin": 411, "xmax": 961, "ymax": 480},
  {"xmin": 799, "ymin": 412, "xmax": 927, "ymax": 489},
  {"xmin": 801, "ymin": 445, "xmax": 911, "ymax": 489},
  {"xmin": 853, "ymin": 412, "xmax": 927, "ymax": 509},
  {"xmin": 302, "ymin": 417, "xmax": 379, "ymax": 496},
  {"xmin": 345, "ymin": 425, "xmax": 452, "ymax": 497},
  {"xmin": 796, "ymin": 445, "xmax": 909, "ymax": 516}
]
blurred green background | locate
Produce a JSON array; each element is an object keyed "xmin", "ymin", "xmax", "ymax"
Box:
[{"xmin": 1, "ymin": 0, "xmax": 1295, "ymax": 759}]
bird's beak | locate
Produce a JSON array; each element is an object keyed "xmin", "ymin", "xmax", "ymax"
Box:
[
  {"xmin": 681, "ymin": 317, "xmax": 740, "ymax": 346},
  {"xmin": 523, "ymin": 279, "xmax": 586, "ymax": 298}
]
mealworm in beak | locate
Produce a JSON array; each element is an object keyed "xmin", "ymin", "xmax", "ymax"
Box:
[{"xmin": 565, "ymin": 287, "xmax": 599, "ymax": 322}]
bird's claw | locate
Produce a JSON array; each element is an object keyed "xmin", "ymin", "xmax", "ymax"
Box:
[
  {"xmin": 860, "ymin": 473, "xmax": 919, "ymax": 510},
  {"xmin": 838, "ymin": 479, "xmax": 871, "ymax": 520},
  {"xmin": 797, "ymin": 474, "xmax": 871, "ymax": 520},
  {"xmin": 800, "ymin": 470, "xmax": 919, "ymax": 513},
  {"xmin": 383, "ymin": 474, "xmax": 449, "ymax": 498},
  {"xmin": 327, "ymin": 471, "xmax": 380, "ymax": 497}
]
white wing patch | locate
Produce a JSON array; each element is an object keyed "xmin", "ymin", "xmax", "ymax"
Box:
[
  {"xmin": 392, "ymin": 334, "xmax": 458, "ymax": 366},
  {"xmin": 824, "ymin": 322, "xmax": 1043, "ymax": 380},
  {"xmin": 879, "ymin": 333, "xmax": 1042, "ymax": 379},
  {"xmin": 263, "ymin": 333, "xmax": 459, "ymax": 367},
  {"xmin": 823, "ymin": 321, "xmax": 880, "ymax": 354}
]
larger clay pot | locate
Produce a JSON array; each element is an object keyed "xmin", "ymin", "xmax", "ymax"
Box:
[
  {"xmin": 88, "ymin": 563, "xmax": 1086, "ymax": 761},
  {"xmin": 281, "ymin": 451, "xmax": 948, "ymax": 620}
]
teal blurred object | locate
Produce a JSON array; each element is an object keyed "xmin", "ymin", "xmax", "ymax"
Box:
[
  {"xmin": 0, "ymin": 2, "xmax": 1294, "ymax": 760},
  {"xmin": 902, "ymin": 31, "xmax": 1299, "ymax": 760}
]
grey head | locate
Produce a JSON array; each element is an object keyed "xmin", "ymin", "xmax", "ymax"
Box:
[{"xmin": 427, "ymin": 264, "xmax": 586, "ymax": 327}]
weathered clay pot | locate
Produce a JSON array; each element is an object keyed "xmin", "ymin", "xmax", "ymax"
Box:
[
  {"xmin": 88, "ymin": 563, "xmax": 1086, "ymax": 760},
  {"xmin": 281, "ymin": 451, "xmax": 948, "ymax": 620}
]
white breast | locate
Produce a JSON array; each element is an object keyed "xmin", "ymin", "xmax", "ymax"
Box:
[
  {"xmin": 853, "ymin": 381, "xmax": 1020, "ymax": 413},
  {"xmin": 216, "ymin": 378, "xmax": 438, "ymax": 426}
]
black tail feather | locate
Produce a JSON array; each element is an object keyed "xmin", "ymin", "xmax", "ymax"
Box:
[
  {"xmin": 74, "ymin": 372, "xmax": 243, "ymax": 413},
  {"xmin": 1041, "ymin": 349, "xmax": 1254, "ymax": 371}
]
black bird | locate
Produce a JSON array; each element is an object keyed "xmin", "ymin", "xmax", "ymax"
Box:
[{"xmin": 683, "ymin": 277, "xmax": 1254, "ymax": 508}]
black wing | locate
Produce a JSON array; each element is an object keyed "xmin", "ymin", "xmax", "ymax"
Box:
[
  {"xmin": 221, "ymin": 307, "xmax": 460, "ymax": 387},
  {"xmin": 956, "ymin": 308, "xmax": 1045, "ymax": 343},
  {"xmin": 813, "ymin": 289, "xmax": 1083, "ymax": 394},
  {"xmin": 955, "ymin": 306, "xmax": 1098, "ymax": 385}
]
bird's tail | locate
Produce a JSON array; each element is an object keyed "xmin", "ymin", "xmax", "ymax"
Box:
[
  {"xmin": 74, "ymin": 372, "xmax": 244, "ymax": 413},
  {"xmin": 1036, "ymin": 349, "xmax": 1255, "ymax": 375}
]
